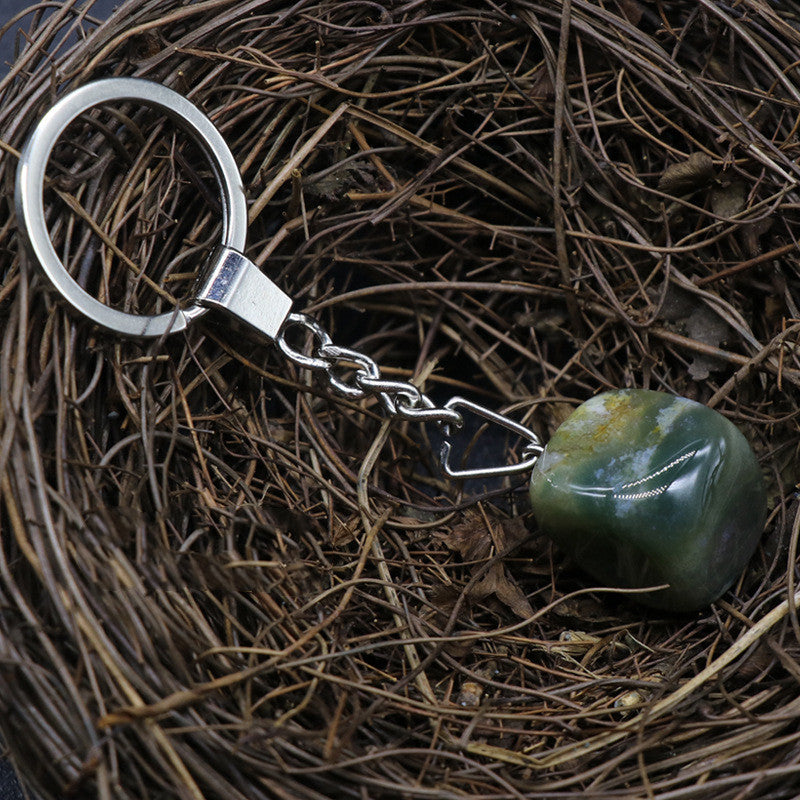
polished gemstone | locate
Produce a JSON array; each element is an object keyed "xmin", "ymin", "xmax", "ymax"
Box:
[{"xmin": 529, "ymin": 390, "xmax": 766, "ymax": 611}]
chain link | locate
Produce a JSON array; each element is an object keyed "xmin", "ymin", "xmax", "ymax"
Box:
[
  {"xmin": 276, "ymin": 312, "xmax": 543, "ymax": 479},
  {"xmin": 276, "ymin": 313, "xmax": 333, "ymax": 371},
  {"xmin": 318, "ymin": 344, "xmax": 381, "ymax": 400},
  {"xmin": 277, "ymin": 313, "xmax": 463, "ymax": 427}
]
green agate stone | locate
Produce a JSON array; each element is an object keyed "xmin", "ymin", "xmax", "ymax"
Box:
[{"xmin": 529, "ymin": 389, "xmax": 766, "ymax": 611}]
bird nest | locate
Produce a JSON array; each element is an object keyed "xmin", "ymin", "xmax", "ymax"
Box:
[{"xmin": 2, "ymin": 1, "xmax": 800, "ymax": 798}]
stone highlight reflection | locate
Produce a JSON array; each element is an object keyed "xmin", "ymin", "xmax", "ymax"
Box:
[{"xmin": 529, "ymin": 390, "xmax": 766, "ymax": 611}]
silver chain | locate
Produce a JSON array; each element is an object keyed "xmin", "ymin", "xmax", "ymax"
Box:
[
  {"xmin": 276, "ymin": 312, "xmax": 544, "ymax": 480},
  {"xmin": 276, "ymin": 313, "xmax": 463, "ymax": 426}
]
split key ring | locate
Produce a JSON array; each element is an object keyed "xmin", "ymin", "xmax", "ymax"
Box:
[{"xmin": 15, "ymin": 77, "xmax": 292, "ymax": 339}]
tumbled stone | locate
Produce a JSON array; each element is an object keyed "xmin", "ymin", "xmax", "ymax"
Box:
[{"xmin": 529, "ymin": 389, "xmax": 766, "ymax": 611}]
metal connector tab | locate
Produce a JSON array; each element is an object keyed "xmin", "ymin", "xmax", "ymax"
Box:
[{"xmin": 196, "ymin": 245, "xmax": 292, "ymax": 341}]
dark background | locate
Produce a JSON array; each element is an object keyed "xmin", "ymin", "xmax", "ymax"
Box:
[
  {"xmin": 1, "ymin": 2, "xmax": 119, "ymax": 797},
  {"xmin": 1, "ymin": 0, "xmax": 119, "ymax": 70}
]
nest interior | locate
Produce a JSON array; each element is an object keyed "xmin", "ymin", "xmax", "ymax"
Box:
[{"xmin": 1, "ymin": 1, "xmax": 800, "ymax": 798}]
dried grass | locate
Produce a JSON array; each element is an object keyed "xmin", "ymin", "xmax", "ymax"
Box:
[{"xmin": 1, "ymin": 1, "xmax": 800, "ymax": 798}]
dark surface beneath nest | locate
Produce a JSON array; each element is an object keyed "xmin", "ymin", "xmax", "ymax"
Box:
[
  {"xmin": 0, "ymin": 761, "xmax": 23, "ymax": 800},
  {"xmin": 1, "ymin": 0, "xmax": 118, "ymax": 69}
]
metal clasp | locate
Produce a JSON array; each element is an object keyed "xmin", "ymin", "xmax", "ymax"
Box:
[
  {"xmin": 196, "ymin": 246, "xmax": 292, "ymax": 340},
  {"xmin": 440, "ymin": 397, "xmax": 543, "ymax": 480}
]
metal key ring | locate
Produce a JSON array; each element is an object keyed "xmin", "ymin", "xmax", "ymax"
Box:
[{"xmin": 15, "ymin": 77, "xmax": 248, "ymax": 338}]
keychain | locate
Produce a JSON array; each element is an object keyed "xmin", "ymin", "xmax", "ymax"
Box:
[{"xmin": 14, "ymin": 78, "xmax": 767, "ymax": 612}]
